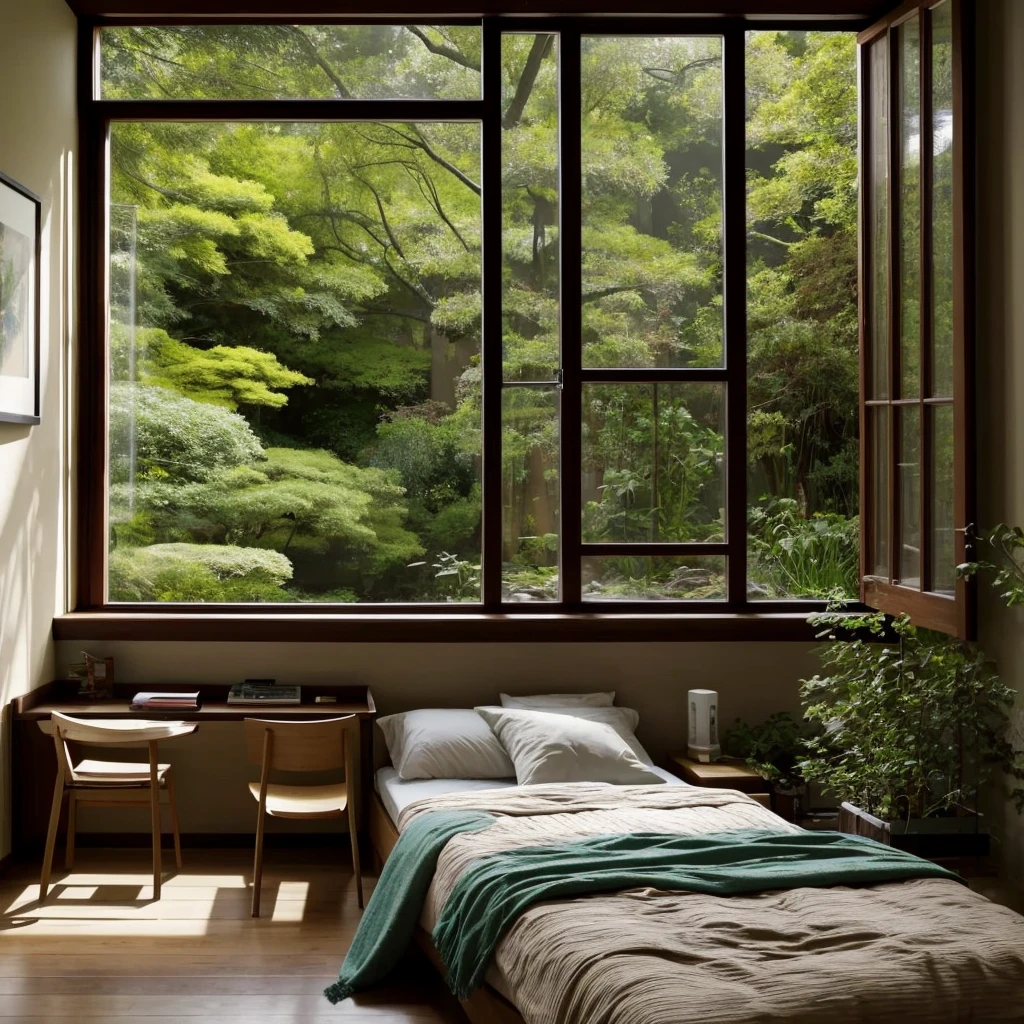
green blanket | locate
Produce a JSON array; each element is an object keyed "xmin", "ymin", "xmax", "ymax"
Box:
[
  {"xmin": 433, "ymin": 827, "xmax": 963, "ymax": 1000},
  {"xmin": 323, "ymin": 809, "xmax": 494, "ymax": 1004}
]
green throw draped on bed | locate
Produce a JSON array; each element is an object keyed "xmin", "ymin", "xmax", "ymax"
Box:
[
  {"xmin": 324, "ymin": 809, "xmax": 495, "ymax": 1004},
  {"xmin": 326, "ymin": 816, "xmax": 961, "ymax": 1004}
]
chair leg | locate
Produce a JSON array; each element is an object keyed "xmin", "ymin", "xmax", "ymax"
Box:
[
  {"xmin": 39, "ymin": 776, "xmax": 65, "ymax": 902},
  {"xmin": 149, "ymin": 744, "xmax": 162, "ymax": 901},
  {"xmin": 348, "ymin": 798, "xmax": 363, "ymax": 910},
  {"xmin": 65, "ymin": 791, "xmax": 76, "ymax": 870},
  {"xmin": 166, "ymin": 771, "xmax": 183, "ymax": 872},
  {"xmin": 251, "ymin": 803, "xmax": 266, "ymax": 918}
]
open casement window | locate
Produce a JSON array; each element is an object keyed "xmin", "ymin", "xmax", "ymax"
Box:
[{"xmin": 858, "ymin": 0, "xmax": 975, "ymax": 638}]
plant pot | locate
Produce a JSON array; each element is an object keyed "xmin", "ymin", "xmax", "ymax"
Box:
[{"xmin": 838, "ymin": 802, "xmax": 990, "ymax": 860}]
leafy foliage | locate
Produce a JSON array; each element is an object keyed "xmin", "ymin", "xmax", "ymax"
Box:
[{"xmin": 799, "ymin": 612, "xmax": 1024, "ymax": 820}]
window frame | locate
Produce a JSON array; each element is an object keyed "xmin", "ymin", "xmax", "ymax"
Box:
[
  {"xmin": 68, "ymin": 6, "xmax": 899, "ymax": 640},
  {"xmin": 857, "ymin": 0, "xmax": 975, "ymax": 638}
]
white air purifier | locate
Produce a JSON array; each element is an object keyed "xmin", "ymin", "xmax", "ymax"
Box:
[{"xmin": 687, "ymin": 688, "xmax": 720, "ymax": 763}]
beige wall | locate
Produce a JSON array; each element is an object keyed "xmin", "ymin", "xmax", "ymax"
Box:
[
  {"xmin": 0, "ymin": 0, "xmax": 76, "ymax": 858},
  {"xmin": 51, "ymin": 639, "xmax": 818, "ymax": 831},
  {"xmin": 977, "ymin": 0, "xmax": 1024, "ymax": 888}
]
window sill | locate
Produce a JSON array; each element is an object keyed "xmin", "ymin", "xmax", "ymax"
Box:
[{"xmin": 52, "ymin": 610, "xmax": 823, "ymax": 643}]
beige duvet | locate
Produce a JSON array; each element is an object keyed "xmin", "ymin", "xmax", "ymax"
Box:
[{"xmin": 397, "ymin": 783, "xmax": 1024, "ymax": 1024}]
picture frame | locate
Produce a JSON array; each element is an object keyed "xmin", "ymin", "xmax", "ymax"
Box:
[{"xmin": 0, "ymin": 170, "xmax": 41, "ymax": 425}]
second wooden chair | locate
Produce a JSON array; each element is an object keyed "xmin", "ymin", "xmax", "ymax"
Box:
[{"xmin": 244, "ymin": 716, "xmax": 363, "ymax": 917}]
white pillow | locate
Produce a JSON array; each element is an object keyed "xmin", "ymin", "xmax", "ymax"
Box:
[
  {"xmin": 475, "ymin": 707, "xmax": 665, "ymax": 787},
  {"xmin": 487, "ymin": 705, "xmax": 653, "ymax": 766},
  {"xmin": 377, "ymin": 709, "xmax": 515, "ymax": 781},
  {"xmin": 500, "ymin": 691, "xmax": 615, "ymax": 708}
]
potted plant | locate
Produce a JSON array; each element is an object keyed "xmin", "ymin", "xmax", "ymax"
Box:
[
  {"xmin": 723, "ymin": 712, "xmax": 814, "ymax": 821},
  {"xmin": 798, "ymin": 608, "xmax": 1024, "ymax": 859}
]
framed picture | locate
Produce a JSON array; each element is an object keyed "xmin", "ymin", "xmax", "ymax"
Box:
[{"xmin": 0, "ymin": 171, "xmax": 41, "ymax": 425}]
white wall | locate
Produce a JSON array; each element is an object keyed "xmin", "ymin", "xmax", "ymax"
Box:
[
  {"xmin": 976, "ymin": 0, "xmax": 1024, "ymax": 888},
  {"xmin": 0, "ymin": 0, "xmax": 76, "ymax": 858}
]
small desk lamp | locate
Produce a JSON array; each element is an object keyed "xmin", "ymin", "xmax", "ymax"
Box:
[{"xmin": 687, "ymin": 688, "xmax": 720, "ymax": 763}]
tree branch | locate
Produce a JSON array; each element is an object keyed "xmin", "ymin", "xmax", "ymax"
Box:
[
  {"xmin": 406, "ymin": 26, "xmax": 480, "ymax": 72},
  {"xmin": 281, "ymin": 26, "xmax": 352, "ymax": 98},
  {"xmin": 377, "ymin": 124, "xmax": 481, "ymax": 196},
  {"xmin": 502, "ymin": 34, "xmax": 555, "ymax": 129},
  {"xmin": 749, "ymin": 230, "xmax": 796, "ymax": 248}
]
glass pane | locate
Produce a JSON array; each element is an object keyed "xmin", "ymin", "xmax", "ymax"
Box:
[
  {"xmin": 745, "ymin": 31, "xmax": 859, "ymax": 601},
  {"xmin": 503, "ymin": 387, "xmax": 559, "ymax": 602},
  {"xmin": 897, "ymin": 405, "xmax": 921, "ymax": 587},
  {"xmin": 871, "ymin": 406, "xmax": 890, "ymax": 579},
  {"xmin": 930, "ymin": 403, "xmax": 955, "ymax": 594},
  {"xmin": 582, "ymin": 556, "xmax": 726, "ymax": 601},
  {"xmin": 503, "ymin": 34, "xmax": 560, "ymax": 383},
  {"xmin": 898, "ymin": 17, "xmax": 921, "ymax": 399},
  {"xmin": 581, "ymin": 36, "xmax": 723, "ymax": 369},
  {"xmin": 108, "ymin": 121, "xmax": 482, "ymax": 604},
  {"xmin": 582, "ymin": 383, "xmax": 724, "ymax": 544},
  {"xmin": 931, "ymin": 1, "xmax": 955, "ymax": 398},
  {"xmin": 100, "ymin": 25, "xmax": 482, "ymax": 99},
  {"xmin": 869, "ymin": 37, "xmax": 890, "ymax": 399}
]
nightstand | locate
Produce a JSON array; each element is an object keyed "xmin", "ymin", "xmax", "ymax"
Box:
[{"xmin": 667, "ymin": 753, "xmax": 771, "ymax": 794}]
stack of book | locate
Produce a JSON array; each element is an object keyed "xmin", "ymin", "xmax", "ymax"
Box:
[
  {"xmin": 227, "ymin": 682, "xmax": 301, "ymax": 705},
  {"xmin": 130, "ymin": 691, "xmax": 200, "ymax": 712}
]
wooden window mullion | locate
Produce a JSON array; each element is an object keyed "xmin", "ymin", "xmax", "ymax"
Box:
[
  {"xmin": 887, "ymin": 24, "xmax": 900, "ymax": 588},
  {"xmin": 918, "ymin": 6, "xmax": 932, "ymax": 595}
]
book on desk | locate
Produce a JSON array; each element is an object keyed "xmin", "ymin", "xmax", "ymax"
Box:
[{"xmin": 131, "ymin": 691, "xmax": 201, "ymax": 711}]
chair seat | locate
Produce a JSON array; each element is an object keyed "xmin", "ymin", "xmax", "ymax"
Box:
[
  {"xmin": 72, "ymin": 759, "xmax": 171, "ymax": 785},
  {"xmin": 247, "ymin": 781, "xmax": 348, "ymax": 819}
]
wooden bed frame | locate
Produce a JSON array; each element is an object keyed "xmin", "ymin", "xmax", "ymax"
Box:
[
  {"xmin": 369, "ymin": 785, "xmax": 774, "ymax": 1024},
  {"xmin": 368, "ymin": 791, "xmax": 526, "ymax": 1024}
]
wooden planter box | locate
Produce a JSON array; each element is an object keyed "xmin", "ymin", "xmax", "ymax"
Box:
[{"xmin": 838, "ymin": 802, "xmax": 990, "ymax": 859}]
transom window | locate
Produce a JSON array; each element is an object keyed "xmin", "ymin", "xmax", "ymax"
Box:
[{"xmin": 76, "ymin": 5, "xmax": 973, "ymax": 636}]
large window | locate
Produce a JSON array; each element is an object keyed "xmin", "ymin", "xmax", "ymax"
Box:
[{"xmin": 73, "ymin": 8, "xmax": 971, "ymax": 633}]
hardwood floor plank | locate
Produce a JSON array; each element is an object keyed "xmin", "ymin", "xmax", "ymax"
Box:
[{"xmin": 0, "ymin": 850, "xmax": 466, "ymax": 1024}]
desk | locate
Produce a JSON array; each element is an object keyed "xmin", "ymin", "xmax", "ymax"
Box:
[{"xmin": 11, "ymin": 681, "xmax": 376, "ymax": 856}]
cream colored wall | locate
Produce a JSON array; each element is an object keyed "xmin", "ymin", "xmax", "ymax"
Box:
[
  {"xmin": 976, "ymin": 0, "xmax": 1024, "ymax": 889},
  {"xmin": 0, "ymin": 0, "xmax": 76, "ymax": 858},
  {"xmin": 52, "ymin": 639, "xmax": 818, "ymax": 831}
]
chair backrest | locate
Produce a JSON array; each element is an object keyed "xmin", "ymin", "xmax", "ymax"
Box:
[
  {"xmin": 244, "ymin": 716, "xmax": 356, "ymax": 774},
  {"xmin": 50, "ymin": 712, "xmax": 195, "ymax": 746}
]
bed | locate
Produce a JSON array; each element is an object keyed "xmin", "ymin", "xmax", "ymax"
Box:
[
  {"xmin": 368, "ymin": 770, "xmax": 1024, "ymax": 1024},
  {"xmin": 359, "ymin": 703, "xmax": 1024, "ymax": 1023}
]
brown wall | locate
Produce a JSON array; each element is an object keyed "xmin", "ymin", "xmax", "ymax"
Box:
[
  {"xmin": 976, "ymin": 0, "xmax": 1024, "ymax": 889},
  {"xmin": 0, "ymin": 0, "xmax": 76, "ymax": 858}
]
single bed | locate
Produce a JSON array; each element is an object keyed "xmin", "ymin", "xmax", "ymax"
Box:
[{"xmin": 367, "ymin": 771, "xmax": 1024, "ymax": 1024}]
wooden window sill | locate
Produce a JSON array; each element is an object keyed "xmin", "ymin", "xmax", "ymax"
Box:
[{"xmin": 52, "ymin": 610, "xmax": 823, "ymax": 643}]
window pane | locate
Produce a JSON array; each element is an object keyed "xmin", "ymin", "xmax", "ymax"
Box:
[
  {"xmin": 930, "ymin": 403, "xmax": 955, "ymax": 594},
  {"xmin": 745, "ymin": 31, "xmax": 859, "ymax": 601},
  {"xmin": 100, "ymin": 25, "xmax": 481, "ymax": 100},
  {"xmin": 897, "ymin": 404, "xmax": 921, "ymax": 587},
  {"xmin": 869, "ymin": 37, "xmax": 890, "ymax": 399},
  {"xmin": 582, "ymin": 383, "xmax": 724, "ymax": 544},
  {"xmin": 503, "ymin": 34, "xmax": 559, "ymax": 383},
  {"xmin": 582, "ymin": 556, "xmax": 726, "ymax": 601},
  {"xmin": 930, "ymin": 1, "xmax": 955, "ymax": 398},
  {"xmin": 503, "ymin": 387, "xmax": 559, "ymax": 602},
  {"xmin": 581, "ymin": 36, "xmax": 723, "ymax": 369},
  {"xmin": 870, "ymin": 406, "xmax": 890, "ymax": 579},
  {"xmin": 108, "ymin": 121, "xmax": 482, "ymax": 604},
  {"xmin": 898, "ymin": 17, "xmax": 921, "ymax": 399}
]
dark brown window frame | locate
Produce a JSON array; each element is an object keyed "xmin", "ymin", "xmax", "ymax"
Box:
[
  {"xmin": 857, "ymin": 0, "xmax": 975, "ymax": 638},
  {"xmin": 63, "ymin": 5, "xmax": 902, "ymax": 643}
]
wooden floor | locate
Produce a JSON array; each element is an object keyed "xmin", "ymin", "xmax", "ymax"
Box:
[{"xmin": 0, "ymin": 847, "xmax": 469, "ymax": 1022}]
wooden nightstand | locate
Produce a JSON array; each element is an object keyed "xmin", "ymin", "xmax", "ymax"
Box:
[{"xmin": 667, "ymin": 753, "xmax": 771, "ymax": 794}]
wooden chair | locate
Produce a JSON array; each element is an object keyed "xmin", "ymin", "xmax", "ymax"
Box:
[
  {"xmin": 40, "ymin": 713, "xmax": 197, "ymax": 902},
  {"xmin": 244, "ymin": 716, "xmax": 363, "ymax": 918}
]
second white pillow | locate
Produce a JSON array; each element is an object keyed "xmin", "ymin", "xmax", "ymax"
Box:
[{"xmin": 475, "ymin": 706, "xmax": 665, "ymax": 786}]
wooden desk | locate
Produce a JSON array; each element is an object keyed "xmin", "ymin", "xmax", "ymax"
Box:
[{"xmin": 11, "ymin": 681, "xmax": 376, "ymax": 856}]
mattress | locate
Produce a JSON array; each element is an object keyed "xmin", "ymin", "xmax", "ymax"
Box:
[{"xmin": 374, "ymin": 765, "xmax": 686, "ymax": 826}]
